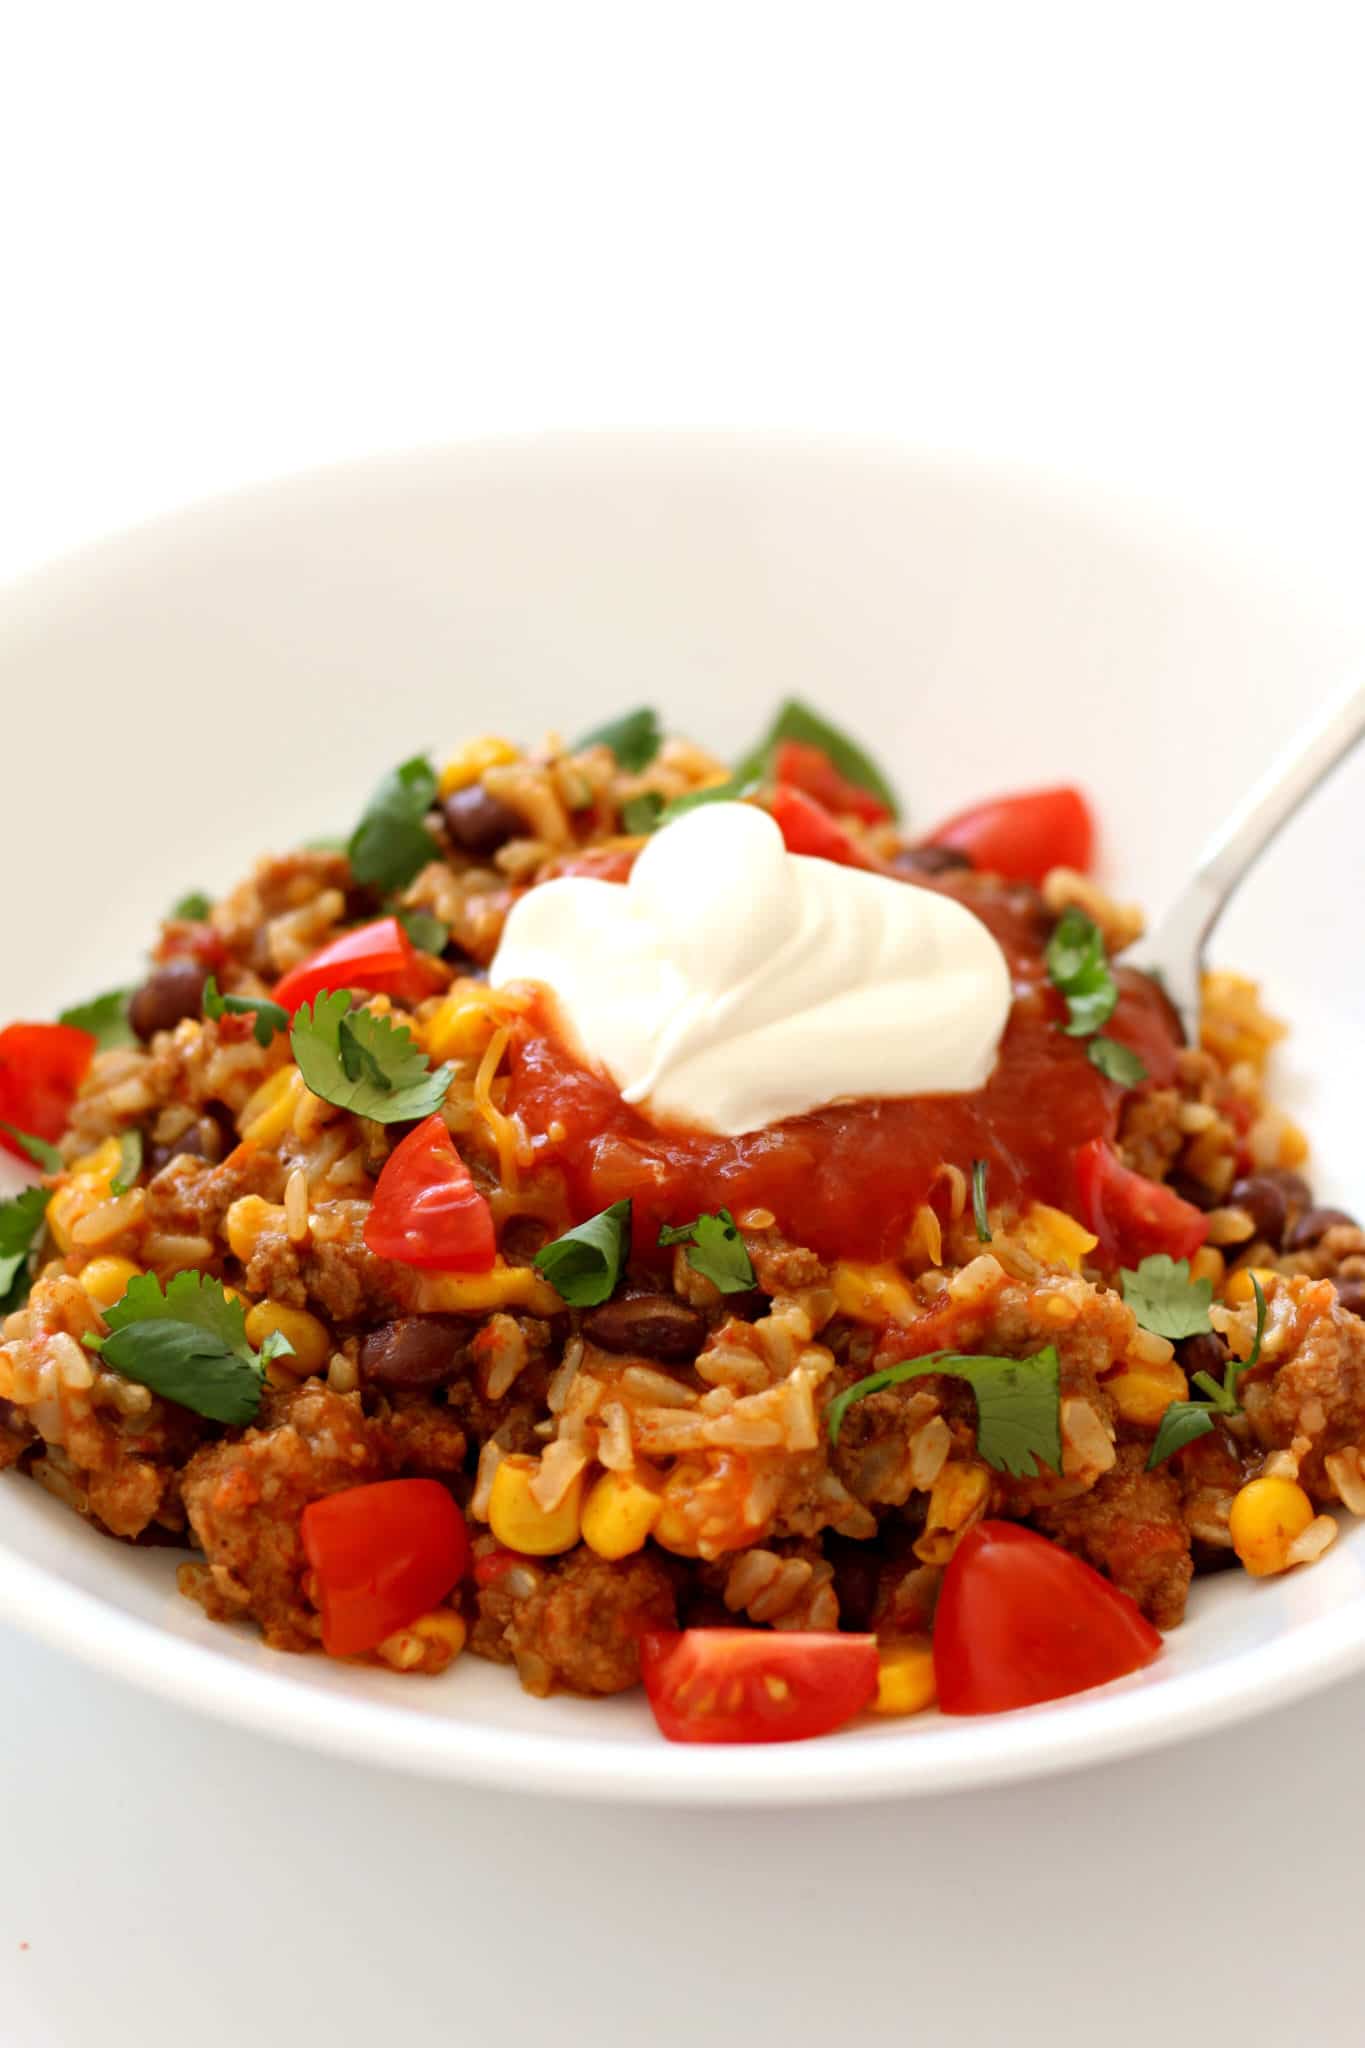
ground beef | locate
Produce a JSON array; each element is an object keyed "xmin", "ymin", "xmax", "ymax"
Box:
[
  {"xmin": 471, "ymin": 1545, "xmax": 676, "ymax": 1695},
  {"xmin": 240, "ymin": 1199, "xmax": 403, "ymax": 1323},
  {"xmin": 1033, "ymin": 1444, "xmax": 1193, "ymax": 1627},
  {"xmin": 179, "ymin": 1383, "xmax": 394, "ymax": 1650},
  {"xmin": 144, "ymin": 1147, "xmax": 285, "ymax": 1240},
  {"xmin": 1242, "ymin": 1282, "xmax": 1365, "ymax": 1499},
  {"xmin": 381, "ymin": 1395, "xmax": 469, "ymax": 1479}
]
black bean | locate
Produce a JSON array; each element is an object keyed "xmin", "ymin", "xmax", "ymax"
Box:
[
  {"xmin": 1227, "ymin": 1175, "xmax": 1290, "ymax": 1248},
  {"xmin": 1262, "ymin": 1168, "xmax": 1312, "ymax": 1211},
  {"xmin": 358, "ymin": 1316, "xmax": 472, "ymax": 1390},
  {"xmin": 1336, "ymin": 1277, "xmax": 1365, "ymax": 1319},
  {"xmin": 582, "ymin": 1292, "xmax": 706, "ymax": 1362},
  {"xmin": 443, "ymin": 785, "xmax": 524, "ymax": 859},
  {"xmin": 1169, "ymin": 1172, "xmax": 1221, "ymax": 1213},
  {"xmin": 1178, "ymin": 1331, "xmax": 1230, "ymax": 1380},
  {"xmin": 1287, "ymin": 1206, "xmax": 1358, "ymax": 1251},
  {"xmin": 891, "ymin": 844, "xmax": 974, "ymax": 877},
  {"xmin": 147, "ymin": 1114, "xmax": 229, "ymax": 1176},
  {"xmin": 129, "ymin": 959, "xmax": 209, "ymax": 1042}
]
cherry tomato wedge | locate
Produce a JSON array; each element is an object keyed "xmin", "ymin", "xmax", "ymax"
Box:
[
  {"xmin": 363, "ymin": 1113, "xmax": 496, "ymax": 1271},
  {"xmin": 768, "ymin": 785, "xmax": 870, "ymax": 868},
  {"xmin": 1073, "ymin": 1137, "xmax": 1208, "ymax": 1267},
  {"xmin": 272, "ymin": 917, "xmax": 444, "ymax": 1013},
  {"xmin": 301, "ymin": 1478, "xmax": 470, "ymax": 1657},
  {"xmin": 773, "ymin": 740, "xmax": 890, "ymax": 825},
  {"xmin": 925, "ymin": 785, "xmax": 1094, "ymax": 885},
  {"xmin": 0, "ymin": 1022, "xmax": 96, "ymax": 1163},
  {"xmin": 934, "ymin": 1521, "xmax": 1162, "ymax": 1715},
  {"xmin": 639, "ymin": 1628, "xmax": 879, "ymax": 1744}
]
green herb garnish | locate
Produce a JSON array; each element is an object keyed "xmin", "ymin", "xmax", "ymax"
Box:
[
  {"xmin": 170, "ymin": 890, "xmax": 212, "ymax": 922},
  {"xmin": 620, "ymin": 792, "xmax": 665, "ymax": 836},
  {"xmin": 829, "ymin": 1346, "xmax": 1062, "ymax": 1479},
  {"xmin": 533, "ymin": 1199, "xmax": 632, "ymax": 1307},
  {"xmin": 202, "ymin": 975, "xmax": 289, "ymax": 1049},
  {"xmin": 57, "ymin": 989, "xmax": 135, "ymax": 1049},
  {"xmin": 733, "ymin": 698, "xmax": 901, "ymax": 819},
  {"xmin": 290, "ymin": 991, "xmax": 454, "ymax": 1124},
  {"xmin": 1087, "ymin": 1036, "xmax": 1148, "ymax": 1087},
  {"xmin": 971, "ymin": 1160, "xmax": 992, "ymax": 1243},
  {"xmin": 1, "ymin": 1126, "xmax": 62, "ymax": 1173},
  {"xmin": 110, "ymin": 1130, "xmax": 143, "ymax": 1196},
  {"xmin": 657, "ymin": 1209, "xmax": 756, "ymax": 1293},
  {"xmin": 82, "ymin": 1270, "xmax": 291, "ymax": 1425},
  {"xmin": 1045, "ymin": 908, "xmax": 1118, "ymax": 1038},
  {"xmin": 347, "ymin": 755, "xmax": 439, "ymax": 892},
  {"xmin": 576, "ymin": 708, "xmax": 662, "ymax": 773},
  {"xmin": 1121, "ymin": 1254, "xmax": 1213, "ymax": 1341},
  {"xmin": 659, "ymin": 772, "xmax": 761, "ymax": 824},
  {"xmin": 1147, "ymin": 1273, "xmax": 1267, "ymax": 1468},
  {"xmin": 0, "ymin": 1186, "xmax": 51, "ymax": 1314},
  {"xmin": 396, "ymin": 909, "xmax": 449, "ymax": 955}
]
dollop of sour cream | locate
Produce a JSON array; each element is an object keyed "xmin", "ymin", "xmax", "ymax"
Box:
[{"xmin": 490, "ymin": 802, "xmax": 1013, "ymax": 1137}]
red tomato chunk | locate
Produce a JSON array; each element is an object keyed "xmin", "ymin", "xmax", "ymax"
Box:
[
  {"xmin": 639, "ymin": 1629, "xmax": 879, "ymax": 1743},
  {"xmin": 0, "ymin": 1021, "xmax": 96, "ymax": 1162},
  {"xmin": 301, "ymin": 1479, "xmax": 470, "ymax": 1657},
  {"xmin": 273, "ymin": 917, "xmax": 443, "ymax": 1013},
  {"xmin": 926, "ymin": 785, "xmax": 1095, "ymax": 885},
  {"xmin": 363, "ymin": 1113, "xmax": 496, "ymax": 1271}
]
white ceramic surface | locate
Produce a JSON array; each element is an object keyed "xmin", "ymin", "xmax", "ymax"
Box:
[{"xmin": 1, "ymin": 432, "xmax": 1361, "ymax": 1803}]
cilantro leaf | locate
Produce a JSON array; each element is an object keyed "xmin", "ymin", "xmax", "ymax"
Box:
[
  {"xmin": 202, "ymin": 975, "xmax": 289, "ymax": 1048},
  {"xmin": 110, "ymin": 1130, "xmax": 143, "ymax": 1196},
  {"xmin": 534, "ymin": 1199, "xmax": 632, "ymax": 1307},
  {"xmin": 1046, "ymin": 908, "xmax": 1118, "ymax": 1038},
  {"xmin": 657, "ymin": 1209, "xmax": 755, "ymax": 1293},
  {"xmin": 0, "ymin": 1186, "xmax": 50, "ymax": 1314},
  {"xmin": 1147, "ymin": 1402, "xmax": 1216, "ymax": 1467},
  {"xmin": 170, "ymin": 890, "xmax": 212, "ymax": 921},
  {"xmin": 971, "ymin": 1159, "xmax": 992, "ymax": 1243},
  {"xmin": 347, "ymin": 755, "xmax": 438, "ymax": 892},
  {"xmin": 576, "ymin": 708, "xmax": 662, "ymax": 773},
  {"xmin": 81, "ymin": 1270, "xmax": 276, "ymax": 1424},
  {"xmin": 290, "ymin": 991, "xmax": 454, "ymax": 1123},
  {"xmin": 1147, "ymin": 1274, "xmax": 1269, "ymax": 1467},
  {"xmin": 659, "ymin": 772, "xmax": 760, "ymax": 824},
  {"xmin": 733, "ymin": 699, "xmax": 902, "ymax": 820},
  {"xmin": 396, "ymin": 909, "xmax": 449, "ymax": 955},
  {"xmin": 0, "ymin": 1125, "xmax": 62, "ymax": 1173},
  {"xmin": 1088, "ymin": 1036, "xmax": 1148, "ymax": 1087},
  {"xmin": 1121, "ymin": 1254, "xmax": 1213, "ymax": 1341},
  {"xmin": 620, "ymin": 792, "xmax": 665, "ymax": 836},
  {"xmin": 829, "ymin": 1346, "xmax": 1062, "ymax": 1479},
  {"xmin": 57, "ymin": 989, "xmax": 135, "ymax": 1049}
]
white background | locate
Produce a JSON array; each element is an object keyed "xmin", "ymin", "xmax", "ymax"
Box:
[{"xmin": 4, "ymin": 5, "xmax": 1365, "ymax": 2044}]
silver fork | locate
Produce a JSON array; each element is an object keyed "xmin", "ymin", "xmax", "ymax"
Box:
[{"xmin": 1144, "ymin": 677, "xmax": 1365, "ymax": 1027}]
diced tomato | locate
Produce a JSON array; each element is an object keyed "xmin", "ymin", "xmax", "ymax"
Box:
[
  {"xmin": 363, "ymin": 1113, "xmax": 496, "ymax": 1271},
  {"xmin": 934, "ymin": 1521, "xmax": 1161, "ymax": 1714},
  {"xmin": 925, "ymin": 785, "xmax": 1095, "ymax": 885},
  {"xmin": 773, "ymin": 740, "xmax": 890, "ymax": 825},
  {"xmin": 272, "ymin": 917, "xmax": 445, "ymax": 1014},
  {"xmin": 0, "ymin": 1022, "xmax": 96, "ymax": 1163},
  {"xmin": 639, "ymin": 1628, "xmax": 879, "ymax": 1744},
  {"xmin": 301, "ymin": 1478, "xmax": 470, "ymax": 1657},
  {"xmin": 473, "ymin": 1548, "xmax": 532, "ymax": 1588},
  {"xmin": 1073, "ymin": 1136, "xmax": 1208, "ymax": 1266},
  {"xmin": 768, "ymin": 785, "xmax": 870, "ymax": 868}
]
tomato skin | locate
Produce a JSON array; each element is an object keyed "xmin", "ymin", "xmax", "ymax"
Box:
[
  {"xmin": 1073, "ymin": 1137, "xmax": 1208, "ymax": 1266},
  {"xmin": 768, "ymin": 786, "xmax": 870, "ymax": 868},
  {"xmin": 0, "ymin": 1022, "xmax": 97, "ymax": 1162},
  {"xmin": 934, "ymin": 1521, "xmax": 1162, "ymax": 1715},
  {"xmin": 926, "ymin": 786, "xmax": 1095, "ymax": 885},
  {"xmin": 272, "ymin": 917, "xmax": 443, "ymax": 1013},
  {"xmin": 363, "ymin": 1114, "xmax": 496, "ymax": 1271},
  {"xmin": 773, "ymin": 740, "xmax": 890, "ymax": 825},
  {"xmin": 639, "ymin": 1629, "xmax": 879, "ymax": 1744},
  {"xmin": 301, "ymin": 1478, "xmax": 470, "ymax": 1657}
]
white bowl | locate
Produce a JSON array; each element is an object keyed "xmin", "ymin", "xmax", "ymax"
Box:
[{"xmin": 2, "ymin": 432, "xmax": 1362, "ymax": 1803}]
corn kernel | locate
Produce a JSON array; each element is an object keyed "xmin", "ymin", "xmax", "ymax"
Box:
[
  {"xmin": 438, "ymin": 735, "xmax": 520, "ymax": 798},
  {"xmin": 1107, "ymin": 1357, "xmax": 1190, "ymax": 1429},
  {"xmin": 71, "ymin": 1138, "xmax": 122, "ymax": 1181},
  {"xmin": 652, "ymin": 1493, "xmax": 701, "ymax": 1557},
  {"xmin": 78, "ymin": 1256, "xmax": 142, "ymax": 1310},
  {"xmin": 412, "ymin": 1609, "xmax": 467, "ymax": 1656},
  {"xmin": 1017, "ymin": 1203, "xmax": 1099, "ymax": 1273},
  {"xmin": 423, "ymin": 992, "xmax": 500, "ymax": 1063},
  {"xmin": 581, "ymin": 1469, "xmax": 663, "ymax": 1559},
  {"xmin": 224, "ymin": 1195, "xmax": 288, "ymax": 1264},
  {"xmin": 1225, "ymin": 1265, "xmax": 1276, "ymax": 1307},
  {"xmin": 238, "ymin": 1065, "xmax": 304, "ymax": 1147},
  {"xmin": 413, "ymin": 1262, "xmax": 563, "ymax": 1317},
  {"xmin": 244, "ymin": 1299, "xmax": 331, "ymax": 1374},
  {"xmin": 914, "ymin": 1464, "xmax": 990, "ymax": 1565},
  {"xmin": 1189, "ymin": 1246, "xmax": 1225, "ymax": 1289},
  {"xmin": 489, "ymin": 1454, "xmax": 583, "ymax": 1555},
  {"xmin": 832, "ymin": 1260, "xmax": 917, "ymax": 1328},
  {"xmin": 872, "ymin": 1641, "xmax": 937, "ymax": 1717},
  {"xmin": 1229, "ymin": 1476, "xmax": 1315, "ymax": 1577}
]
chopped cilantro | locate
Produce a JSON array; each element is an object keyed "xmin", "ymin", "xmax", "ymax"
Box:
[
  {"xmin": 1148, "ymin": 1274, "xmax": 1268, "ymax": 1468},
  {"xmin": 829, "ymin": 1346, "xmax": 1062, "ymax": 1480},
  {"xmin": 57, "ymin": 989, "xmax": 135, "ymax": 1049},
  {"xmin": 170, "ymin": 891, "xmax": 212, "ymax": 922},
  {"xmin": 0, "ymin": 1186, "xmax": 50, "ymax": 1314},
  {"xmin": 289, "ymin": 991, "xmax": 454, "ymax": 1123},
  {"xmin": 347, "ymin": 755, "xmax": 439, "ymax": 892},
  {"xmin": 202, "ymin": 975, "xmax": 289, "ymax": 1048},
  {"xmin": 396, "ymin": 909, "xmax": 449, "ymax": 955},
  {"xmin": 533, "ymin": 1199, "xmax": 632, "ymax": 1307},
  {"xmin": 1088, "ymin": 1036, "xmax": 1148, "ymax": 1087},
  {"xmin": 971, "ymin": 1159, "xmax": 992, "ymax": 1243},
  {"xmin": 576, "ymin": 708, "xmax": 662, "ymax": 773},
  {"xmin": 1121, "ymin": 1254, "xmax": 1213, "ymax": 1341},
  {"xmin": 1045, "ymin": 908, "xmax": 1118, "ymax": 1038},
  {"xmin": 1146, "ymin": 1401, "xmax": 1216, "ymax": 1465},
  {"xmin": 733, "ymin": 699, "xmax": 902, "ymax": 819},
  {"xmin": 620, "ymin": 792, "xmax": 665, "ymax": 836},
  {"xmin": 110, "ymin": 1130, "xmax": 143, "ymax": 1196},
  {"xmin": 82, "ymin": 1270, "xmax": 288, "ymax": 1425},
  {"xmin": 657, "ymin": 1209, "xmax": 756, "ymax": 1293},
  {"xmin": 659, "ymin": 772, "xmax": 761, "ymax": 824},
  {"xmin": 0, "ymin": 1126, "xmax": 62, "ymax": 1173}
]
